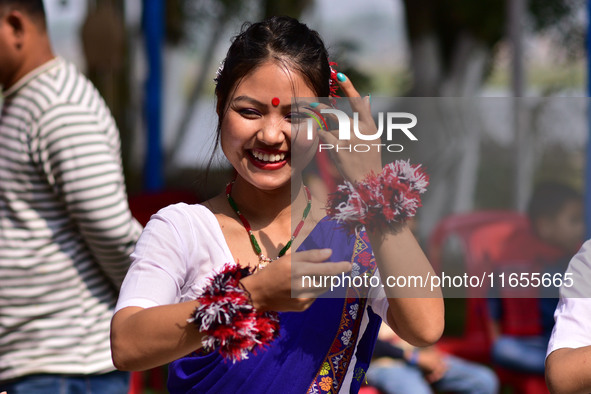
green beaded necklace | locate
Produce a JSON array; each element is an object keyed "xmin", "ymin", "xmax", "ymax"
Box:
[{"xmin": 226, "ymin": 181, "xmax": 312, "ymax": 269}]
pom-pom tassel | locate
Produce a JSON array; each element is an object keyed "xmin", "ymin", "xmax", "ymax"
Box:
[
  {"xmin": 327, "ymin": 160, "xmax": 429, "ymax": 233},
  {"xmin": 189, "ymin": 263, "xmax": 280, "ymax": 363}
]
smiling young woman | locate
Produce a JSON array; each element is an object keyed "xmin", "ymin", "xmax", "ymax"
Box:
[
  {"xmin": 219, "ymin": 60, "xmax": 315, "ymax": 192},
  {"xmin": 110, "ymin": 16, "xmax": 443, "ymax": 394}
]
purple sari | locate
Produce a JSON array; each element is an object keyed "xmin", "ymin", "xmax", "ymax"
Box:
[{"xmin": 168, "ymin": 218, "xmax": 383, "ymax": 393}]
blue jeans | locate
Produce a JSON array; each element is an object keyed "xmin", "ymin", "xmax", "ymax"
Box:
[
  {"xmin": 366, "ymin": 355, "xmax": 499, "ymax": 394},
  {"xmin": 491, "ymin": 335, "xmax": 547, "ymax": 374},
  {"xmin": 0, "ymin": 370, "xmax": 129, "ymax": 394}
]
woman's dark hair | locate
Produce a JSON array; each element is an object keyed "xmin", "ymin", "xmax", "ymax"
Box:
[
  {"xmin": 215, "ymin": 16, "xmax": 330, "ymax": 112},
  {"xmin": 205, "ymin": 16, "xmax": 331, "ymax": 178}
]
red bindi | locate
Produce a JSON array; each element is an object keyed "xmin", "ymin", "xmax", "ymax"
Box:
[{"xmin": 271, "ymin": 97, "xmax": 280, "ymax": 107}]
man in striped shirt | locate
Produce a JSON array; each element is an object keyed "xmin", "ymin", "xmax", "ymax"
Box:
[{"xmin": 0, "ymin": 1, "xmax": 142, "ymax": 392}]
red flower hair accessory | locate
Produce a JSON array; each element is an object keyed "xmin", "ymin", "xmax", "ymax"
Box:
[
  {"xmin": 329, "ymin": 61, "xmax": 339, "ymax": 97},
  {"xmin": 188, "ymin": 263, "xmax": 280, "ymax": 362},
  {"xmin": 326, "ymin": 160, "xmax": 429, "ymax": 233}
]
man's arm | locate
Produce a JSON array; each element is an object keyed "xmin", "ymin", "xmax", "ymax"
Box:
[{"xmin": 38, "ymin": 103, "xmax": 142, "ymax": 287}]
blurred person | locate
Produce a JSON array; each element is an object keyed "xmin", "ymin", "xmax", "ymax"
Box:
[
  {"xmin": 367, "ymin": 216, "xmax": 498, "ymax": 394},
  {"xmin": 110, "ymin": 16, "xmax": 443, "ymax": 394},
  {"xmin": 0, "ymin": 1, "xmax": 142, "ymax": 393},
  {"xmin": 367, "ymin": 323, "xmax": 499, "ymax": 394},
  {"xmin": 488, "ymin": 182, "xmax": 583, "ymax": 374}
]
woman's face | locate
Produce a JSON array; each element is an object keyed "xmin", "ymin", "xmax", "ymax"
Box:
[{"xmin": 220, "ymin": 60, "xmax": 317, "ymax": 191}]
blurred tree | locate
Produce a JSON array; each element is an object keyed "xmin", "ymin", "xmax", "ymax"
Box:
[
  {"xmin": 327, "ymin": 40, "xmax": 372, "ymax": 97},
  {"xmin": 400, "ymin": 0, "xmax": 583, "ymax": 228},
  {"xmin": 260, "ymin": 0, "xmax": 372, "ymax": 96},
  {"xmin": 166, "ymin": 0, "xmax": 327, "ymax": 171},
  {"xmin": 82, "ymin": 0, "xmax": 134, "ymax": 186},
  {"xmin": 402, "ymin": 0, "xmax": 583, "ymax": 96},
  {"xmin": 165, "ymin": 0, "xmax": 252, "ymax": 166}
]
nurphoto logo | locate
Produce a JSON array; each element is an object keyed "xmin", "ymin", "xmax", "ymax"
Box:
[{"xmin": 305, "ymin": 108, "xmax": 418, "ymax": 153}]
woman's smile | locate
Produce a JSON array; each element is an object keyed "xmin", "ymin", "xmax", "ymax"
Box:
[{"xmin": 248, "ymin": 148, "xmax": 289, "ymax": 170}]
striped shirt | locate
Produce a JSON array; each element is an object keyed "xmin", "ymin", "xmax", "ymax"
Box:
[{"xmin": 0, "ymin": 57, "xmax": 142, "ymax": 382}]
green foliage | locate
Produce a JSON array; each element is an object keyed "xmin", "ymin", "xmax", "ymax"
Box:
[
  {"xmin": 528, "ymin": 0, "xmax": 582, "ymax": 31},
  {"xmin": 529, "ymin": 0, "xmax": 586, "ymax": 60},
  {"xmin": 403, "ymin": 0, "xmax": 584, "ymax": 88},
  {"xmin": 166, "ymin": 0, "xmax": 318, "ymax": 46},
  {"xmin": 405, "ymin": 0, "xmax": 582, "ymax": 47}
]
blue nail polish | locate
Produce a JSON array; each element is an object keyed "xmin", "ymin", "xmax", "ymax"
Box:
[
  {"xmin": 368, "ymin": 93, "xmax": 372, "ymax": 105},
  {"xmin": 310, "ymin": 102, "xmax": 320, "ymax": 108},
  {"xmin": 337, "ymin": 73, "xmax": 347, "ymax": 82}
]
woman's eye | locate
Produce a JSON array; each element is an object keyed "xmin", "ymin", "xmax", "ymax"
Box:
[{"xmin": 238, "ymin": 108, "xmax": 261, "ymax": 117}]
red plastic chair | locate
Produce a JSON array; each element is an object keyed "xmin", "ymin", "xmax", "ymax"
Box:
[
  {"xmin": 128, "ymin": 189, "xmax": 201, "ymax": 226},
  {"xmin": 429, "ymin": 211, "xmax": 528, "ymax": 359},
  {"xmin": 428, "ymin": 210, "xmax": 549, "ymax": 393},
  {"xmin": 359, "ymin": 386, "xmax": 382, "ymax": 394}
]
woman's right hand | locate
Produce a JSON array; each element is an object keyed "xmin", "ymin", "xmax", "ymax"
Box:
[
  {"xmin": 315, "ymin": 76, "xmax": 382, "ymax": 184},
  {"xmin": 241, "ymin": 248, "xmax": 351, "ymax": 312}
]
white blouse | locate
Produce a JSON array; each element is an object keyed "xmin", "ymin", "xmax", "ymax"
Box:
[
  {"xmin": 116, "ymin": 203, "xmax": 390, "ymax": 319},
  {"xmin": 547, "ymin": 239, "xmax": 591, "ymax": 357},
  {"xmin": 116, "ymin": 204, "xmax": 235, "ymax": 311}
]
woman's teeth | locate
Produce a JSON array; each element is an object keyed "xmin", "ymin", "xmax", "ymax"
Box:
[{"xmin": 252, "ymin": 151, "xmax": 286, "ymax": 163}]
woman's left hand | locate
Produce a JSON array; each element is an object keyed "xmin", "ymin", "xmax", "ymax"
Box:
[{"xmin": 318, "ymin": 74, "xmax": 382, "ymax": 184}]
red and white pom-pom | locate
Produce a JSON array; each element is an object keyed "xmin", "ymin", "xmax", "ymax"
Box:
[
  {"xmin": 327, "ymin": 160, "xmax": 429, "ymax": 233},
  {"xmin": 326, "ymin": 181, "xmax": 367, "ymax": 223},
  {"xmin": 382, "ymin": 159, "xmax": 429, "ymax": 192},
  {"xmin": 189, "ymin": 263, "xmax": 280, "ymax": 362}
]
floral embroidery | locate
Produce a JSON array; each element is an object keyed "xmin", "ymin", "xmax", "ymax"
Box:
[
  {"xmin": 349, "ymin": 303, "xmax": 359, "ymax": 319},
  {"xmin": 351, "ymin": 263, "xmax": 360, "ymax": 277},
  {"xmin": 319, "ymin": 377, "xmax": 333, "ymax": 391},
  {"xmin": 319, "ymin": 362, "xmax": 330, "ymax": 376},
  {"xmin": 332, "ymin": 353, "xmax": 344, "ymax": 371},
  {"xmin": 309, "ymin": 382, "xmax": 319, "ymax": 394},
  {"xmin": 354, "ymin": 367, "xmax": 366, "ymax": 382},
  {"xmin": 329, "ymin": 339, "xmax": 342, "ymax": 354},
  {"xmin": 341, "ymin": 330, "xmax": 352, "ymax": 346},
  {"xmin": 357, "ymin": 250, "xmax": 373, "ymax": 266}
]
